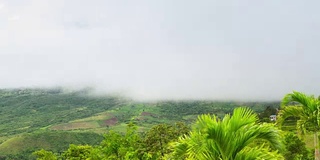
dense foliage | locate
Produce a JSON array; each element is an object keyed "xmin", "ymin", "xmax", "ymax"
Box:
[
  {"xmin": 170, "ymin": 107, "xmax": 284, "ymax": 160},
  {"xmin": 32, "ymin": 122, "xmax": 189, "ymax": 160},
  {"xmin": 278, "ymin": 91, "xmax": 320, "ymax": 159},
  {"xmin": 283, "ymin": 132, "xmax": 313, "ymax": 159}
]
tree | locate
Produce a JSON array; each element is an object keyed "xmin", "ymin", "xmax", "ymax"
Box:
[
  {"xmin": 170, "ymin": 107, "xmax": 284, "ymax": 160},
  {"xmin": 33, "ymin": 149, "xmax": 57, "ymax": 160},
  {"xmin": 283, "ymin": 132, "xmax": 313, "ymax": 160},
  {"xmin": 98, "ymin": 122, "xmax": 142, "ymax": 159},
  {"xmin": 62, "ymin": 144, "xmax": 93, "ymax": 160},
  {"xmin": 259, "ymin": 106, "xmax": 278, "ymax": 122},
  {"xmin": 143, "ymin": 122, "xmax": 189, "ymax": 159},
  {"xmin": 277, "ymin": 91, "xmax": 320, "ymax": 159}
]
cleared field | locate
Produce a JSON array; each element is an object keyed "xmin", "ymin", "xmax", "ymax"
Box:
[
  {"xmin": 50, "ymin": 121, "xmax": 100, "ymax": 130},
  {"xmin": 71, "ymin": 112, "xmax": 113, "ymax": 122},
  {"xmin": 0, "ymin": 131, "xmax": 104, "ymax": 156},
  {"xmin": 49, "ymin": 104, "xmax": 166, "ymax": 133}
]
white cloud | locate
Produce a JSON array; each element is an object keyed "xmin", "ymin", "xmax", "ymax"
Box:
[
  {"xmin": 8, "ymin": 15, "xmax": 19, "ymax": 21},
  {"xmin": 0, "ymin": 0, "xmax": 320, "ymax": 100}
]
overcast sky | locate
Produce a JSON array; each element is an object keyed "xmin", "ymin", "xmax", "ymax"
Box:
[{"xmin": 0, "ymin": 0, "xmax": 319, "ymax": 100}]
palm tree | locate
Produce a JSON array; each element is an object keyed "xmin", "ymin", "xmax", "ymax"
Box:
[
  {"xmin": 277, "ymin": 91, "xmax": 320, "ymax": 160},
  {"xmin": 170, "ymin": 107, "xmax": 284, "ymax": 160}
]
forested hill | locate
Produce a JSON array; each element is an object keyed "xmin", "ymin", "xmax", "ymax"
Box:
[
  {"xmin": 0, "ymin": 88, "xmax": 280, "ymax": 159},
  {"xmin": 0, "ymin": 88, "xmax": 127, "ymax": 137},
  {"xmin": 0, "ymin": 88, "xmax": 279, "ymax": 136}
]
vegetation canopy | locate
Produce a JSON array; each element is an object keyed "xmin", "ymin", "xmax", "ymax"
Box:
[{"xmin": 170, "ymin": 107, "xmax": 284, "ymax": 160}]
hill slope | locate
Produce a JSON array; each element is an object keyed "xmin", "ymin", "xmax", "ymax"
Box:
[
  {"xmin": 0, "ymin": 88, "xmax": 126, "ymax": 138},
  {"xmin": 0, "ymin": 131, "xmax": 103, "ymax": 159},
  {"xmin": 0, "ymin": 88, "xmax": 281, "ymax": 159}
]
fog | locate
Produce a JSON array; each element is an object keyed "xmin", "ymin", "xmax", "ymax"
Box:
[{"xmin": 0, "ymin": 0, "xmax": 320, "ymax": 101}]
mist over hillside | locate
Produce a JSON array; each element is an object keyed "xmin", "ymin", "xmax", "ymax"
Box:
[
  {"xmin": 1, "ymin": 0, "xmax": 320, "ymax": 100},
  {"xmin": 0, "ymin": 1, "xmax": 319, "ymax": 159}
]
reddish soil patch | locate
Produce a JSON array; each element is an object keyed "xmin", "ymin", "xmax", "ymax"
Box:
[
  {"xmin": 135, "ymin": 117, "xmax": 145, "ymax": 121},
  {"xmin": 141, "ymin": 112, "xmax": 152, "ymax": 116},
  {"xmin": 104, "ymin": 117, "xmax": 118, "ymax": 126},
  {"xmin": 140, "ymin": 112, "xmax": 159, "ymax": 118}
]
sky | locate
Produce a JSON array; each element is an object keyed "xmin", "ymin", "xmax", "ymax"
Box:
[{"xmin": 0, "ymin": 0, "xmax": 319, "ymax": 101}]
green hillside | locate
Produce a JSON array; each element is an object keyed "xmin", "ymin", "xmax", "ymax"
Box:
[
  {"xmin": 0, "ymin": 131, "xmax": 103, "ymax": 159},
  {"xmin": 0, "ymin": 88, "xmax": 126, "ymax": 138},
  {"xmin": 0, "ymin": 88, "xmax": 279, "ymax": 137},
  {"xmin": 0, "ymin": 88, "xmax": 281, "ymax": 159}
]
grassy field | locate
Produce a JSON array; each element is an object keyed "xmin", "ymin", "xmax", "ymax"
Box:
[{"xmin": 0, "ymin": 131, "xmax": 103, "ymax": 159}]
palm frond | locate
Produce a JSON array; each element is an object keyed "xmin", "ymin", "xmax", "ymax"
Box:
[
  {"xmin": 281, "ymin": 91, "xmax": 317, "ymax": 112},
  {"xmin": 276, "ymin": 106, "xmax": 303, "ymax": 126},
  {"xmin": 235, "ymin": 145, "xmax": 284, "ymax": 160},
  {"xmin": 228, "ymin": 107, "xmax": 257, "ymax": 132},
  {"xmin": 171, "ymin": 107, "xmax": 284, "ymax": 160}
]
